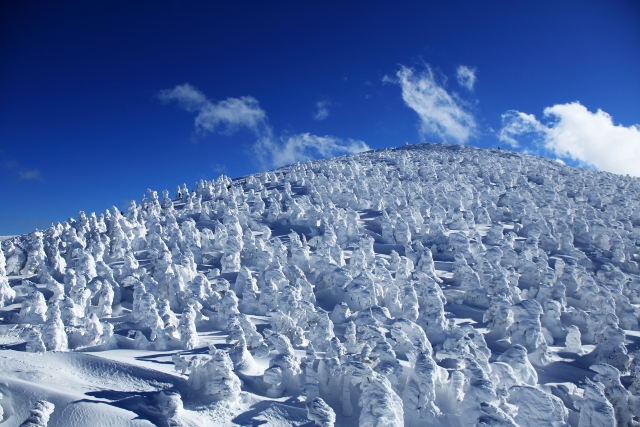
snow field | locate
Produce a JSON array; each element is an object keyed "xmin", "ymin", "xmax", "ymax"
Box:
[{"xmin": 1, "ymin": 142, "xmax": 640, "ymax": 426}]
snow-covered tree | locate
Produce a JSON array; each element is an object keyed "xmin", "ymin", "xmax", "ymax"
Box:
[
  {"xmin": 306, "ymin": 397, "xmax": 336, "ymax": 427},
  {"xmin": 19, "ymin": 400, "xmax": 55, "ymax": 427},
  {"xmin": 179, "ymin": 303, "xmax": 199, "ymax": 350},
  {"xmin": 186, "ymin": 350, "xmax": 242, "ymax": 403},
  {"xmin": 41, "ymin": 300, "xmax": 68, "ymax": 351}
]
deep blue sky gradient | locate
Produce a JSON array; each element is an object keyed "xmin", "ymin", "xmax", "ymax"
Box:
[{"xmin": 1, "ymin": 0, "xmax": 639, "ymax": 235}]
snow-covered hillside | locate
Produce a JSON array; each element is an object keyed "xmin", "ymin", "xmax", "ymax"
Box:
[{"xmin": 1, "ymin": 143, "xmax": 640, "ymax": 426}]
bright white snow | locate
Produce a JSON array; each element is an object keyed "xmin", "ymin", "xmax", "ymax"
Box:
[{"xmin": 1, "ymin": 142, "xmax": 640, "ymax": 426}]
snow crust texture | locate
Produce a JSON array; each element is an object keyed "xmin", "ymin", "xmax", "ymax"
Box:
[{"xmin": 1, "ymin": 142, "xmax": 640, "ymax": 426}]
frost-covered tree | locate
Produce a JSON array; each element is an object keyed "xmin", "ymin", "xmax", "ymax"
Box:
[
  {"xmin": 402, "ymin": 352, "xmax": 443, "ymax": 426},
  {"xmin": 591, "ymin": 363, "xmax": 634, "ymax": 427},
  {"xmin": 306, "ymin": 397, "xmax": 336, "ymax": 427},
  {"xmin": 19, "ymin": 400, "xmax": 55, "ymax": 427},
  {"xmin": 179, "ymin": 303, "xmax": 199, "ymax": 350},
  {"xmin": 593, "ymin": 321, "xmax": 631, "ymax": 372},
  {"xmin": 263, "ymin": 331, "xmax": 303, "ymax": 398},
  {"xmin": 496, "ymin": 344, "xmax": 537, "ymax": 386},
  {"xmin": 41, "ymin": 301, "xmax": 68, "ymax": 351},
  {"xmin": 345, "ymin": 271, "xmax": 381, "ymax": 311},
  {"xmin": 4, "ymin": 240, "xmax": 27, "ymax": 276},
  {"xmin": 507, "ymin": 299, "xmax": 549, "ymax": 366},
  {"xmin": 350, "ymin": 364, "xmax": 404, "ymax": 427},
  {"xmin": 186, "ymin": 350, "xmax": 242, "ymax": 403},
  {"xmin": 83, "ymin": 313, "xmax": 104, "ymax": 346},
  {"xmin": 21, "ymin": 231, "xmax": 48, "ymax": 277},
  {"xmin": 575, "ymin": 378, "xmax": 616, "ymax": 427},
  {"xmin": 95, "ymin": 281, "xmax": 114, "ymax": 317},
  {"xmin": 18, "ymin": 283, "xmax": 47, "ymax": 325},
  {"xmin": 22, "ymin": 326, "xmax": 46, "ymax": 353},
  {"xmin": 506, "ymin": 385, "xmax": 568, "ymax": 427},
  {"xmin": 564, "ymin": 325, "xmax": 585, "ymax": 355},
  {"xmin": 225, "ymin": 320, "xmax": 257, "ymax": 373},
  {"xmin": 0, "ymin": 248, "xmax": 16, "ymax": 308}
]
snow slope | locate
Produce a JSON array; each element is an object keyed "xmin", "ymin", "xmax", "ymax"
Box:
[{"xmin": 1, "ymin": 142, "xmax": 640, "ymax": 426}]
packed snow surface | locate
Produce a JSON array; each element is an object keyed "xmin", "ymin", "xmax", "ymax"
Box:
[{"xmin": 2, "ymin": 142, "xmax": 640, "ymax": 426}]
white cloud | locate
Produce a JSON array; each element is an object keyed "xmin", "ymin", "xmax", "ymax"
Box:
[
  {"xmin": 157, "ymin": 83, "xmax": 209, "ymax": 112},
  {"xmin": 159, "ymin": 84, "xmax": 368, "ymax": 169},
  {"xmin": 498, "ymin": 110, "xmax": 545, "ymax": 148},
  {"xmin": 255, "ymin": 133, "xmax": 369, "ymax": 168},
  {"xmin": 456, "ymin": 65, "xmax": 477, "ymax": 91},
  {"xmin": 499, "ymin": 102, "xmax": 640, "ymax": 176},
  {"xmin": 313, "ymin": 101, "xmax": 330, "ymax": 121},
  {"xmin": 387, "ymin": 65, "xmax": 477, "ymax": 144},
  {"xmin": 158, "ymin": 84, "xmax": 269, "ymax": 136}
]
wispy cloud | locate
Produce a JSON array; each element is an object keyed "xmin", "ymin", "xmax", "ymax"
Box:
[
  {"xmin": 498, "ymin": 110, "xmax": 544, "ymax": 148},
  {"xmin": 158, "ymin": 84, "xmax": 269, "ymax": 137},
  {"xmin": 211, "ymin": 163, "xmax": 228, "ymax": 175},
  {"xmin": 256, "ymin": 133, "xmax": 369, "ymax": 168},
  {"xmin": 456, "ymin": 65, "xmax": 477, "ymax": 91},
  {"xmin": 385, "ymin": 65, "xmax": 477, "ymax": 144},
  {"xmin": 159, "ymin": 84, "xmax": 368, "ymax": 169},
  {"xmin": 500, "ymin": 102, "xmax": 640, "ymax": 176},
  {"xmin": 1, "ymin": 157, "xmax": 42, "ymax": 181},
  {"xmin": 313, "ymin": 100, "xmax": 331, "ymax": 121}
]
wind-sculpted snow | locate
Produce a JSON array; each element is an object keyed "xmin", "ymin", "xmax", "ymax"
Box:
[{"xmin": 1, "ymin": 142, "xmax": 640, "ymax": 425}]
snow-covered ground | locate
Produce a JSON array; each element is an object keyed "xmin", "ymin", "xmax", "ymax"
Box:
[{"xmin": 1, "ymin": 142, "xmax": 639, "ymax": 426}]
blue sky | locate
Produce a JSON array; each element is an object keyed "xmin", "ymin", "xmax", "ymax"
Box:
[{"xmin": 1, "ymin": 0, "xmax": 639, "ymax": 235}]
